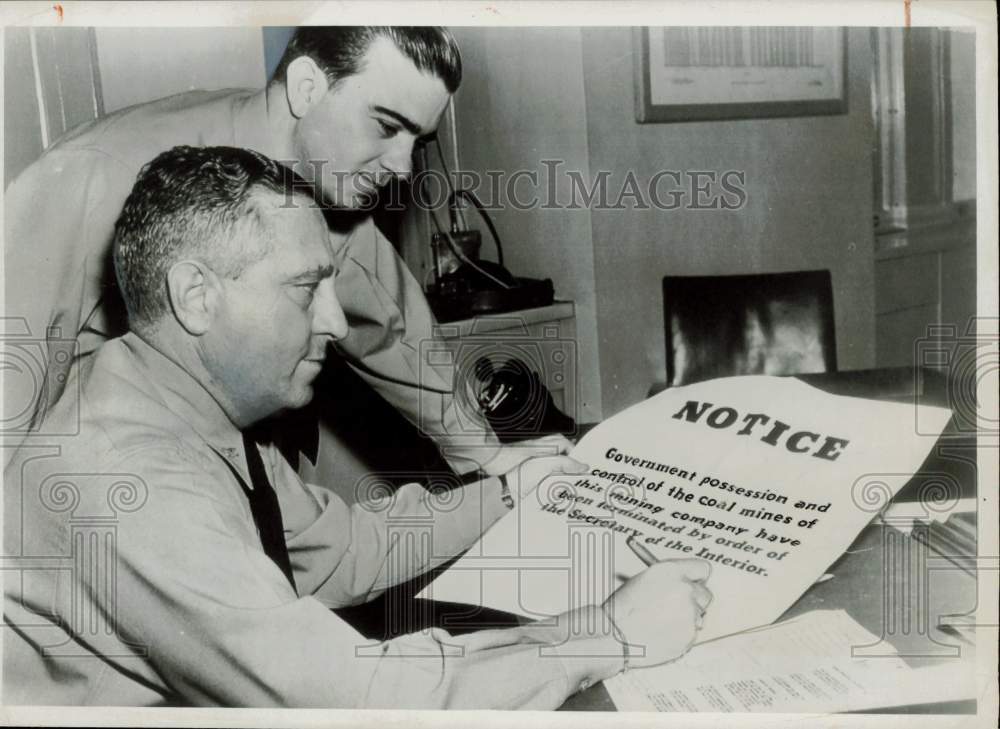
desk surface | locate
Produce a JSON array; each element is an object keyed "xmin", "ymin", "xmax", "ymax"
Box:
[{"xmin": 559, "ymin": 368, "xmax": 979, "ymax": 712}]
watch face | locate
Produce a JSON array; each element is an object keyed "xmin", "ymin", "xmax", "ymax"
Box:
[{"xmin": 499, "ymin": 474, "xmax": 515, "ymax": 509}]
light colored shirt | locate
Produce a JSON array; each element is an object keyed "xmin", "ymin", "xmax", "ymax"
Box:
[
  {"xmin": 2, "ymin": 333, "xmax": 622, "ymax": 707},
  {"xmin": 2, "ymin": 89, "xmax": 498, "ymax": 474}
]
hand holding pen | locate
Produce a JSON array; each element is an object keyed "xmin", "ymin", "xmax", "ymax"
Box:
[
  {"xmin": 600, "ymin": 536, "xmax": 714, "ymax": 669},
  {"xmin": 627, "ymin": 534, "xmax": 714, "ymax": 630}
]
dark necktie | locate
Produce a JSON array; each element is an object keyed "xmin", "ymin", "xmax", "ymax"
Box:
[{"xmin": 238, "ymin": 431, "xmax": 297, "ymax": 592}]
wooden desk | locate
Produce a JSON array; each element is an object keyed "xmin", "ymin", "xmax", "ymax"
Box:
[{"xmin": 560, "ymin": 367, "xmax": 980, "ymax": 712}]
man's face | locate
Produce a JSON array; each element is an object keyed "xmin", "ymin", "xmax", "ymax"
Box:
[
  {"xmin": 206, "ymin": 194, "xmax": 348, "ymax": 423},
  {"xmin": 293, "ymin": 37, "xmax": 451, "ymax": 209}
]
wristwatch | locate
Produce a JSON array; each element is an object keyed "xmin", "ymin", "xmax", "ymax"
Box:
[{"xmin": 498, "ymin": 473, "xmax": 515, "ymax": 509}]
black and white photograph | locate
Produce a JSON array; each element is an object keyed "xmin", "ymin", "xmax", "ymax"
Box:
[{"xmin": 1, "ymin": 1, "xmax": 996, "ymax": 725}]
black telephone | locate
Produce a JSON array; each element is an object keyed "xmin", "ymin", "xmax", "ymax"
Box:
[
  {"xmin": 475, "ymin": 356, "xmax": 576, "ymax": 443},
  {"xmin": 425, "ymin": 215, "xmax": 554, "ymax": 323}
]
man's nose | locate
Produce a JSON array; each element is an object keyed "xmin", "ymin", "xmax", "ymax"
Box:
[
  {"xmin": 313, "ymin": 278, "xmax": 349, "ymax": 341},
  {"xmin": 380, "ymin": 139, "xmax": 415, "ymax": 179}
]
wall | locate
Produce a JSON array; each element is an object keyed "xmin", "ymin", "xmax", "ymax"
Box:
[
  {"xmin": 95, "ymin": 27, "xmax": 266, "ymax": 113},
  {"xmin": 580, "ymin": 28, "xmax": 877, "ymax": 415},
  {"xmin": 449, "ymin": 27, "xmax": 603, "ymax": 422},
  {"xmin": 873, "ymin": 28, "xmax": 977, "ymax": 369},
  {"xmin": 263, "ymin": 27, "xmax": 296, "ymax": 78},
  {"xmin": 4, "ymin": 27, "xmax": 101, "ymax": 187},
  {"xmin": 950, "ymin": 29, "xmax": 976, "ymax": 202},
  {"xmin": 448, "ymin": 27, "xmax": 878, "ymax": 418}
]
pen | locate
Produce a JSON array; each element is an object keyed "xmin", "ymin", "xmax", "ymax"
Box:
[
  {"xmin": 626, "ymin": 535, "xmax": 657, "ymax": 566},
  {"xmin": 627, "ymin": 534, "xmax": 709, "ymax": 583}
]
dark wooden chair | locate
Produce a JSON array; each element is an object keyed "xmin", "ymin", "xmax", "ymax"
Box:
[{"xmin": 662, "ymin": 270, "xmax": 837, "ymax": 388}]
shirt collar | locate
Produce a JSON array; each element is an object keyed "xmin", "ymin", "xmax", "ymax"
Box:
[{"xmin": 121, "ymin": 332, "xmax": 250, "ymax": 479}]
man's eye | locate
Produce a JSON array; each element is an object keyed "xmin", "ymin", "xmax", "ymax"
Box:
[
  {"xmin": 376, "ymin": 119, "xmax": 399, "ymax": 138},
  {"xmin": 294, "ymin": 283, "xmax": 318, "ymax": 305}
]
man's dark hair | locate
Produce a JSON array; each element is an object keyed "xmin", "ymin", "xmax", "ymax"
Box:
[
  {"xmin": 113, "ymin": 145, "xmax": 316, "ymax": 332},
  {"xmin": 271, "ymin": 26, "xmax": 462, "ymax": 94}
]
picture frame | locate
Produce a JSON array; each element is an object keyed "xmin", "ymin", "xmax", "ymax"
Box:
[{"xmin": 634, "ymin": 27, "xmax": 848, "ymax": 123}]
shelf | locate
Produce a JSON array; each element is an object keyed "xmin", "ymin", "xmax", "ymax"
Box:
[{"xmin": 433, "ymin": 301, "xmax": 575, "ymax": 340}]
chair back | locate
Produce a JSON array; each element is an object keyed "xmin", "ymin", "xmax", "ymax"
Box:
[{"xmin": 663, "ymin": 270, "xmax": 837, "ymax": 387}]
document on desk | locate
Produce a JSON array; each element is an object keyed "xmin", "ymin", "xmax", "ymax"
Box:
[
  {"xmin": 604, "ymin": 609, "xmax": 975, "ymax": 712},
  {"xmin": 423, "ymin": 375, "xmax": 952, "ymax": 642}
]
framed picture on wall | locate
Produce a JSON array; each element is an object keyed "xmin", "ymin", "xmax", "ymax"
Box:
[{"xmin": 634, "ymin": 27, "xmax": 847, "ymax": 122}]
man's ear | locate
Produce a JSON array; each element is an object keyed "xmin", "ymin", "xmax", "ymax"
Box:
[
  {"xmin": 166, "ymin": 260, "xmax": 219, "ymax": 336},
  {"xmin": 285, "ymin": 56, "xmax": 330, "ymax": 119}
]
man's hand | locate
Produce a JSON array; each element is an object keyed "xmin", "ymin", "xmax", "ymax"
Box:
[
  {"xmin": 479, "ymin": 434, "xmax": 574, "ymax": 477},
  {"xmin": 601, "ymin": 559, "xmax": 713, "ymax": 669},
  {"xmin": 503, "ymin": 453, "xmax": 588, "ymax": 502}
]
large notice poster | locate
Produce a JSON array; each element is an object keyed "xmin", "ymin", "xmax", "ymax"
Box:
[{"xmin": 423, "ymin": 376, "xmax": 952, "ymax": 642}]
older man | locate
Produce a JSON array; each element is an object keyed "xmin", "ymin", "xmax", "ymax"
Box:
[
  {"xmin": 2, "ymin": 146, "xmax": 711, "ymax": 708},
  {"xmin": 3, "ymin": 26, "xmax": 538, "ymax": 478}
]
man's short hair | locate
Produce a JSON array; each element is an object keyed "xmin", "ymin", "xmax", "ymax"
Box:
[
  {"xmin": 113, "ymin": 145, "xmax": 314, "ymax": 331},
  {"xmin": 271, "ymin": 26, "xmax": 462, "ymax": 94}
]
